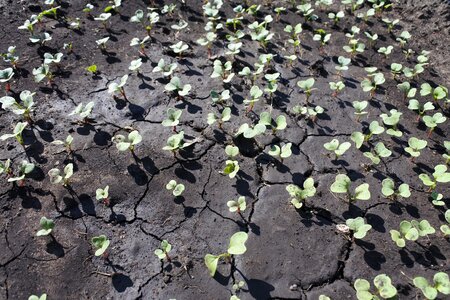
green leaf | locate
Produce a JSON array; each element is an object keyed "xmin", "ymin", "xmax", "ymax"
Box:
[
  {"xmin": 381, "ymin": 178, "xmax": 395, "ymax": 197},
  {"xmin": 227, "ymin": 232, "xmax": 248, "ymax": 255},
  {"xmin": 354, "ymin": 183, "xmax": 370, "ymax": 200},
  {"xmin": 330, "ymin": 174, "xmax": 350, "ymax": 194},
  {"xmin": 351, "ymin": 132, "xmax": 364, "ymax": 149},
  {"xmin": 205, "ymin": 254, "xmax": 220, "ymax": 276},
  {"xmin": 91, "ymin": 235, "xmax": 110, "ymax": 256},
  {"xmin": 36, "ymin": 216, "xmax": 54, "ymax": 236}
]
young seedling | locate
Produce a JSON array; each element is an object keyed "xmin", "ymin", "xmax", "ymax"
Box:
[
  {"xmin": 166, "ymin": 180, "xmax": 185, "ymax": 197},
  {"xmin": 211, "ymin": 60, "xmax": 234, "ymax": 83},
  {"xmin": 328, "ymin": 11, "xmax": 345, "ymax": 25},
  {"xmin": 390, "ymin": 63, "xmax": 402, "ymax": 78},
  {"xmin": 343, "ymin": 39, "xmax": 365, "ymax": 56},
  {"xmin": 0, "ymin": 159, "xmax": 12, "ymax": 178},
  {"xmin": 162, "ymin": 131, "xmax": 194, "ymax": 154},
  {"xmin": 210, "ymin": 90, "xmax": 230, "ymax": 106},
  {"xmin": 323, "ymin": 139, "xmax": 351, "ymax": 160},
  {"xmin": 346, "ymin": 217, "xmax": 372, "ymax": 239},
  {"xmin": 440, "ymin": 210, "xmax": 450, "ymax": 236},
  {"xmin": 329, "ymin": 81, "xmax": 345, "ymax": 97},
  {"xmin": 129, "ymin": 58, "xmax": 142, "ymax": 73},
  {"xmin": 286, "ymin": 177, "xmax": 316, "ymax": 209},
  {"xmin": 162, "ymin": 108, "xmax": 182, "ymax": 132},
  {"xmin": 382, "ymin": 18, "xmax": 399, "ymax": 33},
  {"xmin": 313, "ymin": 29, "xmax": 331, "ymax": 49},
  {"xmin": 268, "ymin": 143, "xmax": 292, "ymax": 163},
  {"xmin": 361, "ymin": 73, "xmax": 385, "ymax": 97},
  {"xmin": 297, "ymin": 3, "xmax": 317, "ymax": 22},
  {"xmin": 397, "ymin": 82, "xmax": 417, "ymax": 100},
  {"xmin": 258, "ymin": 112, "xmax": 287, "ymax": 135},
  {"xmin": 48, "ymin": 163, "xmax": 73, "ymax": 187},
  {"xmin": 91, "ymin": 235, "xmax": 110, "ymax": 257},
  {"xmin": 154, "ymin": 240, "xmax": 172, "ymax": 262},
  {"xmin": 28, "ymin": 294, "xmax": 47, "ymax": 300},
  {"xmin": 2, "ymin": 46, "xmax": 19, "ymax": 69},
  {"xmin": 112, "ymin": 130, "xmax": 142, "ymax": 153},
  {"xmin": 380, "ymin": 109, "xmax": 402, "ymax": 137},
  {"xmin": 243, "ymin": 86, "xmax": 263, "ymax": 113},
  {"xmin": 342, "ymin": 0, "xmax": 364, "ymax": 13},
  {"xmin": 165, "ymin": 76, "xmax": 191, "ymax": 98},
  {"xmin": 18, "ymin": 15, "xmax": 38, "ymax": 34},
  {"xmin": 152, "ymin": 58, "xmax": 177, "ymax": 77},
  {"xmin": 204, "ymin": 232, "xmax": 248, "ymax": 277},
  {"xmin": 0, "ymin": 122, "xmax": 27, "ymax": 145},
  {"xmin": 0, "ymin": 67, "xmax": 14, "ymax": 91},
  {"xmin": 297, "ymin": 78, "xmax": 315, "ymax": 103},
  {"xmin": 104, "ymin": 0, "xmax": 122, "ymax": 13},
  {"xmin": 364, "ymin": 31, "xmax": 378, "ymax": 46},
  {"xmin": 413, "ymin": 272, "xmax": 450, "ymax": 300},
  {"xmin": 403, "ymin": 63, "xmax": 427, "ymax": 79},
  {"xmin": 443, "ymin": 141, "xmax": 450, "ymax": 164},
  {"xmin": 354, "ymin": 274, "xmax": 397, "ymax": 300},
  {"xmin": 36, "ymin": 217, "xmax": 55, "ymax": 237},
  {"xmin": 381, "ymin": 178, "xmax": 411, "ymax": 200},
  {"xmin": 108, "ymin": 74, "xmax": 128, "ymax": 100},
  {"xmin": 363, "ymin": 142, "xmax": 392, "ymax": 165},
  {"xmin": 51, "ymin": 135, "xmax": 74, "ymax": 154},
  {"xmin": 335, "ymin": 56, "xmax": 351, "ymax": 74},
  {"xmin": 391, "ymin": 219, "xmax": 435, "ymax": 248},
  {"xmin": 94, "ymin": 13, "xmax": 112, "ymax": 29},
  {"xmin": 330, "ymin": 174, "xmax": 370, "ymax": 202},
  {"xmin": 0, "ymin": 90, "xmax": 35, "ymax": 123},
  {"xmin": 130, "ymin": 36, "xmax": 150, "ymax": 57},
  {"xmin": 225, "ymin": 145, "xmax": 239, "ymax": 159},
  {"xmin": 292, "ymin": 105, "xmax": 324, "ymax": 122},
  {"xmin": 69, "ymin": 101, "xmax": 94, "ymax": 124},
  {"xmin": 223, "ymin": 160, "xmax": 240, "ymax": 179},
  {"xmin": 378, "ymin": 45, "xmax": 393, "ymax": 58},
  {"xmin": 420, "ymin": 83, "xmax": 448, "ymax": 102},
  {"xmin": 235, "ymin": 123, "xmax": 266, "ymax": 139},
  {"xmin": 96, "ymin": 37, "xmax": 110, "ymax": 51},
  {"xmin": 405, "ymin": 137, "xmax": 427, "ymax": 161},
  {"xmin": 225, "ymin": 42, "xmax": 243, "ymax": 59},
  {"xmin": 96, "ymin": 186, "xmax": 110, "ymax": 206},
  {"xmin": 29, "ymin": 32, "xmax": 52, "ymax": 45},
  {"xmin": 208, "ymin": 107, "xmax": 231, "ymax": 129},
  {"xmin": 7, "ymin": 160, "xmax": 35, "ymax": 186},
  {"xmin": 170, "ymin": 41, "xmax": 189, "ymax": 57},
  {"xmin": 423, "ymin": 113, "xmax": 447, "ymax": 137},
  {"xmin": 196, "ymin": 32, "xmax": 217, "ymax": 59},
  {"xmin": 32, "ymin": 64, "xmax": 53, "ymax": 84},
  {"xmin": 408, "ymin": 100, "xmax": 434, "ymax": 122},
  {"xmin": 352, "ymin": 101, "xmax": 368, "ymax": 122},
  {"xmin": 419, "ymin": 164, "xmax": 450, "ymax": 191},
  {"xmin": 227, "ymin": 196, "xmax": 246, "ymax": 214},
  {"xmin": 86, "ymin": 64, "xmax": 98, "ymax": 75}
]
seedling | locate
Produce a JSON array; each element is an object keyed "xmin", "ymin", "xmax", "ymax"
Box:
[
  {"xmin": 225, "ymin": 145, "xmax": 239, "ymax": 158},
  {"xmin": 389, "ymin": 220, "xmax": 436, "ymax": 248},
  {"xmin": 323, "ymin": 139, "xmax": 351, "ymax": 160},
  {"xmin": 396, "ymin": 31, "xmax": 412, "ymax": 47},
  {"xmin": 286, "ymin": 177, "xmax": 316, "ymax": 209},
  {"xmin": 413, "ymin": 272, "xmax": 450, "ymax": 300},
  {"xmin": 196, "ymin": 32, "xmax": 217, "ymax": 59},
  {"xmin": 342, "ymin": 0, "xmax": 364, "ymax": 13},
  {"xmin": 440, "ymin": 210, "xmax": 450, "ymax": 236},
  {"xmin": 91, "ymin": 235, "xmax": 110, "ymax": 257},
  {"xmin": 408, "ymin": 99, "xmax": 434, "ymax": 122},
  {"xmin": 268, "ymin": 143, "xmax": 292, "ymax": 163},
  {"xmin": 423, "ymin": 113, "xmax": 446, "ymax": 137},
  {"xmin": 104, "ymin": 0, "xmax": 122, "ymax": 13},
  {"xmin": 162, "ymin": 108, "xmax": 182, "ymax": 132},
  {"xmin": 48, "ymin": 163, "xmax": 73, "ymax": 187},
  {"xmin": 398, "ymin": 82, "xmax": 417, "ymax": 100},
  {"xmin": 329, "ymin": 81, "xmax": 345, "ymax": 97},
  {"xmin": 223, "ymin": 160, "xmax": 240, "ymax": 179},
  {"xmin": 0, "ymin": 122, "xmax": 27, "ymax": 145},
  {"xmin": 297, "ymin": 3, "xmax": 317, "ymax": 22},
  {"xmin": 162, "ymin": 131, "xmax": 194, "ymax": 153},
  {"xmin": 204, "ymin": 232, "xmax": 248, "ymax": 277},
  {"xmin": 361, "ymin": 73, "xmax": 385, "ymax": 97},
  {"xmin": 51, "ymin": 135, "xmax": 74, "ymax": 154},
  {"xmin": 227, "ymin": 196, "xmax": 246, "ymax": 213},
  {"xmin": 0, "ymin": 159, "xmax": 12, "ymax": 178},
  {"xmin": 403, "ymin": 63, "xmax": 427, "ymax": 79},
  {"xmin": 154, "ymin": 240, "xmax": 172, "ymax": 262},
  {"xmin": 43, "ymin": 53, "xmax": 63, "ymax": 65},
  {"xmin": 380, "ymin": 109, "xmax": 402, "ymax": 136},
  {"xmin": 431, "ymin": 192, "xmax": 445, "ymax": 206},
  {"xmin": 129, "ymin": 58, "xmax": 142, "ymax": 73},
  {"xmin": 363, "ymin": 142, "xmax": 392, "ymax": 165},
  {"xmin": 381, "ymin": 178, "xmax": 410, "ymax": 200},
  {"xmin": 94, "ymin": 13, "xmax": 112, "ymax": 29},
  {"xmin": 352, "ymin": 101, "xmax": 368, "ymax": 122},
  {"xmin": 165, "ymin": 76, "xmax": 191, "ymax": 98},
  {"xmin": 166, "ymin": 180, "xmax": 185, "ymax": 197},
  {"xmin": 0, "ymin": 90, "xmax": 35, "ymax": 123},
  {"xmin": 130, "ymin": 36, "xmax": 150, "ymax": 57},
  {"xmin": 328, "ymin": 11, "xmax": 345, "ymax": 25},
  {"xmin": 419, "ymin": 164, "xmax": 450, "ymax": 191},
  {"xmin": 86, "ymin": 64, "xmax": 98, "ymax": 75},
  {"xmin": 36, "ymin": 217, "xmax": 55, "ymax": 237},
  {"xmin": 330, "ymin": 174, "xmax": 370, "ymax": 202},
  {"xmin": 292, "ymin": 105, "xmax": 324, "ymax": 122},
  {"xmin": 390, "ymin": 63, "xmax": 402, "ymax": 78},
  {"xmin": 29, "ymin": 32, "xmax": 52, "ymax": 45},
  {"xmin": 69, "ymin": 101, "xmax": 94, "ymax": 123},
  {"xmin": 354, "ymin": 274, "xmax": 397, "ymax": 300},
  {"xmin": 0, "ymin": 67, "xmax": 14, "ymax": 91},
  {"xmin": 32, "ymin": 64, "xmax": 53, "ymax": 84},
  {"xmin": 378, "ymin": 45, "xmax": 393, "ymax": 58},
  {"xmin": 7, "ymin": 160, "xmax": 35, "ymax": 185},
  {"xmin": 18, "ymin": 15, "xmax": 38, "ymax": 34},
  {"xmin": 96, "ymin": 186, "xmax": 110, "ymax": 206},
  {"xmin": 2, "ymin": 46, "xmax": 19, "ymax": 69},
  {"xmin": 313, "ymin": 29, "xmax": 331, "ymax": 48},
  {"xmin": 345, "ymin": 26, "xmax": 360, "ymax": 39},
  {"xmin": 405, "ymin": 137, "xmax": 427, "ymax": 161},
  {"xmin": 225, "ymin": 42, "xmax": 243, "ymax": 58},
  {"xmin": 107, "ymin": 74, "xmax": 128, "ymax": 99},
  {"xmin": 243, "ymin": 86, "xmax": 263, "ymax": 112},
  {"xmin": 346, "ymin": 217, "xmax": 372, "ymax": 239},
  {"xmin": 443, "ymin": 141, "xmax": 450, "ymax": 164},
  {"xmin": 343, "ymin": 39, "xmax": 365, "ymax": 55},
  {"xmin": 28, "ymin": 294, "xmax": 47, "ymax": 300},
  {"xmin": 297, "ymin": 78, "xmax": 315, "ymax": 103},
  {"xmin": 364, "ymin": 31, "xmax": 378, "ymax": 46},
  {"xmin": 258, "ymin": 112, "xmax": 287, "ymax": 134},
  {"xmin": 112, "ymin": 130, "xmax": 142, "ymax": 153},
  {"xmin": 152, "ymin": 58, "xmax": 177, "ymax": 77},
  {"xmin": 382, "ymin": 18, "xmax": 399, "ymax": 33},
  {"xmin": 211, "ymin": 60, "xmax": 234, "ymax": 83},
  {"xmin": 208, "ymin": 107, "xmax": 231, "ymax": 129},
  {"xmin": 96, "ymin": 37, "xmax": 110, "ymax": 50},
  {"xmin": 335, "ymin": 56, "xmax": 351, "ymax": 73},
  {"xmin": 170, "ymin": 41, "xmax": 189, "ymax": 57},
  {"xmin": 210, "ymin": 90, "xmax": 230, "ymax": 106}
]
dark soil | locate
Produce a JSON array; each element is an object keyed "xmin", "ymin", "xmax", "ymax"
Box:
[{"xmin": 0, "ymin": 0, "xmax": 449, "ymax": 299}]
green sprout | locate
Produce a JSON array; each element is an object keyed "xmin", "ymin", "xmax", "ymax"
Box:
[
  {"xmin": 28, "ymin": 294, "xmax": 47, "ymax": 300},
  {"xmin": 380, "ymin": 109, "xmax": 402, "ymax": 137},
  {"xmin": 440, "ymin": 210, "xmax": 450, "ymax": 236},
  {"xmin": 328, "ymin": 11, "xmax": 345, "ymax": 25},
  {"xmin": 211, "ymin": 60, "xmax": 234, "ymax": 83},
  {"xmin": 162, "ymin": 131, "xmax": 194, "ymax": 153},
  {"xmin": 208, "ymin": 107, "xmax": 231, "ymax": 129},
  {"xmin": 323, "ymin": 139, "xmax": 351, "ymax": 160},
  {"xmin": 32, "ymin": 64, "xmax": 53, "ymax": 84},
  {"xmin": 443, "ymin": 141, "xmax": 450, "ymax": 164},
  {"xmin": 330, "ymin": 174, "xmax": 370, "ymax": 202},
  {"xmin": 0, "ymin": 67, "xmax": 14, "ymax": 91},
  {"xmin": 7, "ymin": 160, "xmax": 35, "ymax": 185},
  {"xmin": 268, "ymin": 143, "xmax": 292, "ymax": 163},
  {"xmin": 258, "ymin": 112, "xmax": 287, "ymax": 134},
  {"xmin": 129, "ymin": 58, "xmax": 142, "ymax": 73},
  {"xmin": 297, "ymin": 78, "xmax": 315, "ymax": 103},
  {"xmin": 354, "ymin": 274, "xmax": 397, "ymax": 300},
  {"xmin": 390, "ymin": 220, "xmax": 435, "ymax": 247},
  {"xmin": 413, "ymin": 272, "xmax": 450, "ymax": 300},
  {"xmin": 162, "ymin": 108, "xmax": 182, "ymax": 131},
  {"xmin": 51, "ymin": 134, "xmax": 74, "ymax": 154},
  {"xmin": 381, "ymin": 178, "xmax": 411, "ymax": 200},
  {"xmin": 91, "ymin": 235, "xmax": 110, "ymax": 257},
  {"xmin": 94, "ymin": 13, "xmax": 112, "ymax": 29},
  {"xmin": 346, "ymin": 217, "xmax": 372, "ymax": 239},
  {"xmin": 390, "ymin": 63, "xmax": 402, "ymax": 78},
  {"xmin": 363, "ymin": 142, "xmax": 392, "ymax": 165},
  {"xmin": 95, "ymin": 37, "xmax": 110, "ymax": 50},
  {"xmin": 69, "ymin": 101, "xmax": 94, "ymax": 123},
  {"xmin": 335, "ymin": 56, "xmax": 351, "ymax": 73},
  {"xmin": 107, "ymin": 74, "xmax": 128, "ymax": 99},
  {"xmin": 397, "ymin": 82, "xmax": 417, "ymax": 100},
  {"xmin": 29, "ymin": 32, "xmax": 52, "ymax": 45},
  {"xmin": 313, "ymin": 29, "xmax": 331, "ymax": 47},
  {"xmin": 405, "ymin": 137, "xmax": 427, "ymax": 161},
  {"xmin": 408, "ymin": 99, "xmax": 434, "ymax": 122},
  {"xmin": 154, "ymin": 240, "xmax": 172, "ymax": 262},
  {"xmin": 130, "ymin": 36, "xmax": 150, "ymax": 57},
  {"xmin": 36, "ymin": 217, "xmax": 55, "ymax": 237},
  {"xmin": 152, "ymin": 58, "xmax": 177, "ymax": 77},
  {"xmin": 48, "ymin": 163, "xmax": 73, "ymax": 186},
  {"xmin": 166, "ymin": 180, "xmax": 185, "ymax": 197},
  {"xmin": 223, "ymin": 160, "xmax": 239, "ymax": 179},
  {"xmin": 378, "ymin": 45, "xmax": 393, "ymax": 58},
  {"xmin": 0, "ymin": 159, "xmax": 12, "ymax": 178},
  {"xmin": 0, "ymin": 90, "xmax": 35, "ymax": 123},
  {"xmin": 96, "ymin": 185, "xmax": 110, "ymax": 206},
  {"xmin": 204, "ymin": 232, "xmax": 248, "ymax": 277},
  {"xmin": 352, "ymin": 101, "xmax": 368, "ymax": 122},
  {"xmin": 0, "ymin": 122, "xmax": 27, "ymax": 145},
  {"xmin": 112, "ymin": 130, "xmax": 142, "ymax": 153},
  {"xmin": 225, "ymin": 145, "xmax": 239, "ymax": 158},
  {"xmin": 243, "ymin": 85, "xmax": 263, "ymax": 112},
  {"xmin": 104, "ymin": 0, "xmax": 122, "ymax": 13},
  {"xmin": 170, "ymin": 41, "xmax": 189, "ymax": 56},
  {"xmin": 361, "ymin": 73, "xmax": 385, "ymax": 97},
  {"xmin": 18, "ymin": 15, "xmax": 38, "ymax": 34},
  {"xmin": 343, "ymin": 39, "xmax": 365, "ymax": 55},
  {"xmin": 165, "ymin": 76, "xmax": 191, "ymax": 98},
  {"xmin": 86, "ymin": 64, "xmax": 98, "ymax": 75},
  {"xmin": 423, "ymin": 113, "xmax": 446, "ymax": 137},
  {"xmin": 420, "ymin": 83, "xmax": 448, "ymax": 102},
  {"xmin": 419, "ymin": 164, "xmax": 450, "ymax": 191},
  {"xmin": 286, "ymin": 177, "xmax": 316, "ymax": 209},
  {"xmin": 292, "ymin": 105, "xmax": 324, "ymax": 122},
  {"xmin": 210, "ymin": 90, "xmax": 231, "ymax": 106},
  {"xmin": 227, "ymin": 196, "xmax": 246, "ymax": 213},
  {"xmin": 196, "ymin": 32, "xmax": 217, "ymax": 59}
]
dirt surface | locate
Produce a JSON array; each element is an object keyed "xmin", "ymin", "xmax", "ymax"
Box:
[{"xmin": 0, "ymin": 0, "xmax": 449, "ymax": 299}]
